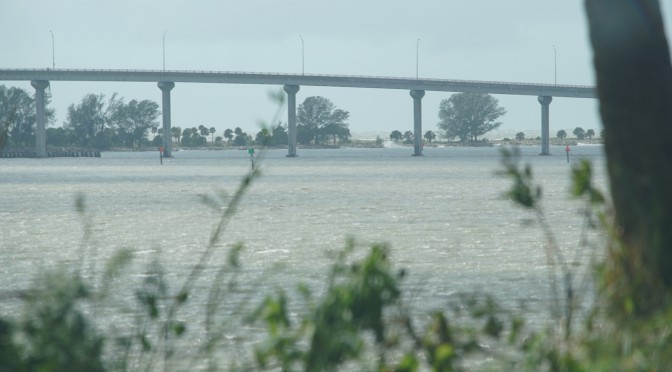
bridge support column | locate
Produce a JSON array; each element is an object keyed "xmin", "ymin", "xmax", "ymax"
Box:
[
  {"xmin": 538, "ymin": 95, "xmax": 553, "ymax": 155},
  {"xmin": 31, "ymin": 80, "xmax": 50, "ymax": 158},
  {"xmin": 284, "ymin": 85, "xmax": 300, "ymax": 157},
  {"xmin": 410, "ymin": 89, "xmax": 425, "ymax": 156},
  {"xmin": 158, "ymin": 82, "xmax": 175, "ymax": 157}
]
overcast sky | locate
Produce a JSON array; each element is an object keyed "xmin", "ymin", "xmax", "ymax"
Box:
[{"xmin": 2, "ymin": 0, "xmax": 671, "ymax": 139}]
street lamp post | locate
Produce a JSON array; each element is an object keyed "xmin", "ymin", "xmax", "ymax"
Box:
[
  {"xmin": 553, "ymin": 45, "xmax": 557, "ymax": 85},
  {"xmin": 299, "ymin": 34, "xmax": 304, "ymax": 75},
  {"xmin": 163, "ymin": 31, "xmax": 167, "ymax": 71},
  {"xmin": 416, "ymin": 38, "xmax": 420, "ymax": 79},
  {"xmin": 49, "ymin": 30, "xmax": 55, "ymax": 69}
]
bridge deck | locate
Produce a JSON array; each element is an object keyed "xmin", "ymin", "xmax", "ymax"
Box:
[{"xmin": 0, "ymin": 68, "xmax": 596, "ymax": 99}]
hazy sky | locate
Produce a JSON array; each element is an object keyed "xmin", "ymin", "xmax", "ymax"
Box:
[{"xmin": 2, "ymin": 1, "xmax": 671, "ymax": 138}]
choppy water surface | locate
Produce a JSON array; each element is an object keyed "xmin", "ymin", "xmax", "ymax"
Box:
[{"xmin": 0, "ymin": 145, "xmax": 606, "ymax": 367}]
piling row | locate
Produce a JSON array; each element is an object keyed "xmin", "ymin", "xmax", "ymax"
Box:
[{"xmin": 0, "ymin": 151, "xmax": 101, "ymax": 158}]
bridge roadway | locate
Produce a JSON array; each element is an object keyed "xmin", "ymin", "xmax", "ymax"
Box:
[{"xmin": 0, "ymin": 68, "xmax": 597, "ymax": 158}]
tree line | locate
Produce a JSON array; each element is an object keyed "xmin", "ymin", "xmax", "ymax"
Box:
[
  {"xmin": 3, "ymin": 84, "xmax": 601, "ymax": 152},
  {"xmin": 1, "ymin": 87, "xmax": 353, "ymax": 151}
]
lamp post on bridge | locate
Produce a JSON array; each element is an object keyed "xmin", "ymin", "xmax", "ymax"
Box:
[
  {"xmin": 553, "ymin": 45, "xmax": 557, "ymax": 85},
  {"xmin": 162, "ymin": 31, "xmax": 167, "ymax": 71},
  {"xmin": 416, "ymin": 38, "xmax": 420, "ymax": 79},
  {"xmin": 299, "ymin": 34, "xmax": 304, "ymax": 75},
  {"xmin": 49, "ymin": 30, "xmax": 55, "ymax": 69}
]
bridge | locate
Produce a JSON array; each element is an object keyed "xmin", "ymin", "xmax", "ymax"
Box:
[{"xmin": 0, "ymin": 68, "xmax": 596, "ymax": 157}]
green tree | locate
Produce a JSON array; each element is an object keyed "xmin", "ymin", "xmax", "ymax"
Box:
[
  {"xmin": 573, "ymin": 126, "xmax": 586, "ymax": 140},
  {"xmin": 224, "ymin": 128, "xmax": 234, "ymax": 143},
  {"xmin": 322, "ymin": 122, "xmax": 351, "ymax": 144},
  {"xmin": 389, "ymin": 130, "xmax": 402, "ymax": 143},
  {"xmin": 209, "ymin": 126, "xmax": 216, "ymax": 143},
  {"xmin": 233, "ymin": 127, "xmax": 250, "ymax": 146},
  {"xmin": 515, "ymin": 132, "xmax": 525, "ymax": 141},
  {"xmin": 375, "ymin": 136, "xmax": 383, "ymax": 146},
  {"xmin": 64, "ymin": 93, "xmax": 124, "ymax": 149},
  {"xmin": 403, "ymin": 130, "xmax": 414, "ymax": 145},
  {"xmin": 46, "ymin": 127, "xmax": 73, "ymax": 147},
  {"xmin": 110, "ymin": 99, "xmax": 160, "ymax": 149},
  {"xmin": 423, "ymin": 130, "xmax": 436, "ymax": 143},
  {"xmin": 0, "ymin": 85, "xmax": 55, "ymax": 149},
  {"xmin": 255, "ymin": 128, "xmax": 271, "ymax": 146},
  {"xmin": 198, "ymin": 125, "xmax": 209, "ymax": 139},
  {"xmin": 586, "ymin": 129, "xmax": 595, "ymax": 139},
  {"xmin": 0, "ymin": 85, "xmax": 34, "ymax": 149},
  {"xmin": 437, "ymin": 92, "xmax": 506, "ymax": 142},
  {"xmin": 270, "ymin": 123, "xmax": 288, "ymax": 146},
  {"xmin": 297, "ymin": 96, "xmax": 350, "ymax": 145},
  {"xmin": 181, "ymin": 127, "xmax": 193, "ymax": 146},
  {"xmin": 557, "ymin": 129, "xmax": 567, "ymax": 139},
  {"xmin": 172, "ymin": 126, "xmax": 182, "ymax": 145},
  {"xmin": 180, "ymin": 127, "xmax": 206, "ymax": 147}
]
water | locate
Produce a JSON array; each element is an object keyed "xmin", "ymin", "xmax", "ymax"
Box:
[{"xmin": 0, "ymin": 145, "xmax": 607, "ymax": 367}]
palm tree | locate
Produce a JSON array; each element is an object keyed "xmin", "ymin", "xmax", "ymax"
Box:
[
  {"xmin": 224, "ymin": 128, "xmax": 233, "ymax": 143},
  {"xmin": 557, "ymin": 129, "xmax": 567, "ymax": 139},
  {"xmin": 198, "ymin": 125, "xmax": 209, "ymax": 138},
  {"xmin": 586, "ymin": 129, "xmax": 595, "ymax": 140},
  {"xmin": 573, "ymin": 127, "xmax": 586, "ymax": 140},
  {"xmin": 172, "ymin": 126, "xmax": 182, "ymax": 145},
  {"xmin": 209, "ymin": 127, "xmax": 216, "ymax": 143}
]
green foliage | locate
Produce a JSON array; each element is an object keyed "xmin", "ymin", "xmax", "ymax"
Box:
[
  {"xmin": 557, "ymin": 129, "xmax": 567, "ymax": 139},
  {"xmin": 297, "ymin": 96, "xmax": 350, "ymax": 145},
  {"xmin": 64, "ymin": 93, "xmax": 108, "ymax": 147},
  {"xmin": 573, "ymin": 127, "xmax": 586, "ymax": 140},
  {"xmin": 389, "ymin": 130, "xmax": 403, "ymax": 142},
  {"xmin": 251, "ymin": 240, "xmax": 532, "ymax": 371},
  {"xmin": 437, "ymin": 92, "xmax": 506, "ymax": 142},
  {"xmin": 0, "ymin": 84, "xmax": 54, "ymax": 149},
  {"xmin": 498, "ymin": 147, "xmax": 541, "ymax": 209},
  {"xmin": 424, "ymin": 130, "xmax": 436, "ymax": 143},
  {"xmin": 495, "ymin": 147, "xmax": 672, "ymax": 370},
  {"xmin": 403, "ymin": 130, "xmax": 414, "ymax": 145},
  {"xmin": 0, "ymin": 318, "xmax": 22, "ymax": 371},
  {"xmin": 61, "ymin": 93, "xmax": 160, "ymax": 150},
  {"xmin": 18, "ymin": 269, "xmax": 105, "ymax": 371},
  {"xmin": 252, "ymin": 242, "xmax": 401, "ymax": 370},
  {"xmin": 180, "ymin": 127, "xmax": 208, "ymax": 147}
]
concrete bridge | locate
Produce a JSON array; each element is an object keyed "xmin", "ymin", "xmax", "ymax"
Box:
[{"xmin": 0, "ymin": 68, "xmax": 596, "ymax": 157}]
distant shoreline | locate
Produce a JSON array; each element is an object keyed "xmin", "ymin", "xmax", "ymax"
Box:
[{"xmin": 1, "ymin": 138, "xmax": 603, "ymax": 154}]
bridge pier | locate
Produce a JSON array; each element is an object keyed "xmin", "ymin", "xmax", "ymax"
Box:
[
  {"xmin": 31, "ymin": 80, "xmax": 50, "ymax": 158},
  {"xmin": 284, "ymin": 84, "xmax": 300, "ymax": 157},
  {"xmin": 538, "ymin": 95, "xmax": 553, "ymax": 155},
  {"xmin": 158, "ymin": 82, "xmax": 175, "ymax": 157},
  {"xmin": 410, "ymin": 89, "xmax": 425, "ymax": 156}
]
